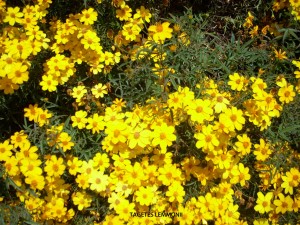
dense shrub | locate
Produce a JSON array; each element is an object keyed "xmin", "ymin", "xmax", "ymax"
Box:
[{"xmin": 0, "ymin": 0, "xmax": 299, "ymax": 224}]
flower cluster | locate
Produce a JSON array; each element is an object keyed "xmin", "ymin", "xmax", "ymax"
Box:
[
  {"xmin": 0, "ymin": 1, "xmax": 50, "ymax": 94},
  {"xmin": 273, "ymin": 0, "xmax": 300, "ymax": 20},
  {"xmin": 0, "ymin": 0, "xmax": 300, "ymax": 224},
  {"xmin": 1, "ymin": 67, "xmax": 299, "ymax": 223}
]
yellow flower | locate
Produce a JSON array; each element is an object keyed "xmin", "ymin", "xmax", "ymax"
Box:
[
  {"xmin": 88, "ymin": 170, "xmax": 109, "ymax": 193},
  {"xmin": 0, "ymin": 140, "xmax": 13, "ymax": 162},
  {"xmin": 25, "ymin": 174, "xmax": 45, "ymax": 190},
  {"xmin": 213, "ymin": 93, "xmax": 230, "ymax": 113},
  {"xmin": 122, "ymin": 23, "xmax": 141, "ymax": 41},
  {"xmin": 7, "ymin": 62, "xmax": 29, "ymax": 85},
  {"xmin": 181, "ymin": 156, "xmax": 200, "ymax": 181},
  {"xmin": 254, "ymin": 139, "xmax": 272, "ymax": 161},
  {"xmin": 46, "ymin": 198, "xmax": 67, "ymax": 220},
  {"xmin": 274, "ymin": 48, "xmax": 287, "ymax": 60},
  {"xmin": 178, "ymin": 32, "xmax": 190, "ymax": 45},
  {"xmin": 93, "ymin": 153, "xmax": 110, "ymax": 171},
  {"xmin": 228, "ymin": 72, "xmax": 247, "ymax": 91},
  {"xmin": 44, "ymin": 155, "xmax": 66, "ymax": 177},
  {"xmin": 86, "ymin": 113, "xmax": 105, "ymax": 134},
  {"xmin": 254, "ymin": 192, "xmax": 273, "ymax": 214},
  {"xmin": 76, "ymin": 173, "xmax": 90, "ymax": 189},
  {"xmin": 72, "ymin": 191, "xmax": 92, "ymax": 210},
  {"xmin": 234, "ymin": 134, "xmax": 251, "ymax": 155},
  {"xmin": 57, "ymin": 132, "xmax": 74, "ymax": 152},
  {"xmin": 230, "ymin": 163, "xmax": 251, "ymax": 186},
  {"xmin": 196, "ymin": 193, "xmax": 214, "ymax": 220},
  {"xmin": 20, "ymin": 158, "xmax": 42, "ymax": 177},
  {"xmin": 214, "ymin": 150, "xmax": 233, "ymax": 170},
  {"xmin": 158, "ymin": 163, "xmax": 182, "ymax": 186},
  {"xmin": 251, "ymin": 77, "xmax": 267, "ymax": 93},
  {"xmin": 243, "ymin": 12, "xmax": 254, "ymax": 28},
  {"xmin": 128, "ymin": 125, "xmax": 151, "ymax": 149},
  {"xmin": 278, "ymin": 84, "xmax": 296, "ymax": 104},
  {"xmin": 91, "ymin": 83, "xmax": 108, "ymax": 98},
  {"xmin": 81, "ymin": 30, "xmax": 101, "ymax": 50},
  {"xmin": 133, "ymin": 6, "xmax": 152, "ymax": 23},
  {"xmin": 151, "ymin": 150, "xmax": 173, "ymax": 166},
  {"xmin": 71, "ymin": 85, "xmax": 87, "ymax": 102},
  {"xmin": 113, "ymin": 98, "xmax": 126, "ymax": 110},
  {"xmin": 25, "ymin": 196, "xmax": 43, "ymax": 213},
  {"xmin": 148, "ymin": 22, "xmax": 173, "ymax": 43},
  {"xmin": 71, "ymin": 110, "xmax": 88, "ymax": 129},
  {"xmin": 105, "ymin": 121, "xmax": 128, "ymax": 144},
  {"xmin": 194, "ymin": 125, "xmax": 219, "ymax": 151},
  {"xmin": 254, "ymin": 90, "xmax": 276, "ymax": 111},
  {"xmin": 123, "ymin": 162, "xmax": 145, "ymax": 187},
  {"xmin": 166, "ymin": 181, "xmax": 185, "ymax": 203},
  {"xmin": 67, "ymin": 156, "xmax": 83, "ymax": 176},
  {"xmin": 281, "ymin": 168, "xmax": 300, "ymax": 195},
  {"xmin": 249, "ymin": 25, "xmax": 259, "ymax": 38},
  {"xmin": 187, "ymin": 99, "xmax": 213, "ymax": 123},
  {"xmin": 108, "ymin": 192, "xmax": 125, "ymax": 210},
  {"xmin": 36, "ymin": 108, "xmax": 52, "ymax": 127},
  {"xmin": 79, "ymin": 8, "xmax": 98, "ymax": 25},
  {"xmin": 151, "ymin": 123, "xmax": 176, "ymax": 153},
  {"xmin": 4, "ymin": 156, "xmax": 19, "ymax": 176},
  {"xmin": 253, "ymin": 218, "xmax": 269, "ymax": 225},
  {"xmin": 135, "ymin": 186, "xmax": 156, "ymax": 206},
  {"xmin": 273, "ymin": 193, "xmax": 293, "ymax": 214},
  {"xmin": 261, "ymin": 25, "xmax": 269, "ymax": 35},
  {"xmin": 10, "ymin": 130, "xmax": 28, "ymax": 148},
  {"xmin": 224, "ymin": 203, "xmax": 240, "ymax": 224},
  {"xmin": 219, "ymin": 107, "xmax": 245, "ymax": 131},
  {"xmin": 24, "ymin": 104, "xmax": 41, "ymax": 122},
  {"xmin": 4, "ymin": 7, "xmax": 23, "ymax": 26},
  {"xmin": 214, "ymin": 198, "xmax": 228, "ymax": 218},
  {"xmin": 115, "ymin": 199, "xmax": 135, "ymax": 221},
  {"xmin": 116, "ymin": 5, "xmax": 132, "ymax": 21},
  {"xmin": 40, "ymin": 75, "xmax": 58, "ymax": 92},
  {"xmin": 292, "ymin": 60, "xmax": 300, "ymax": 69},
  {"xmin": 0, "ymin": 77, "xmax": 19, "ymax": 94}
]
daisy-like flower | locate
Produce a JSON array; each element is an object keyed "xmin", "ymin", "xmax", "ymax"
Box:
[
  {"xmin": 88, "ymin": 170, "xmax": 109, "ymax": 193},
  {"xmin": 40, "ymin": 75, "xmax": 58, "ymax": 92},
  {"xmin": 4, "ymin": 7, "xmax": 23, "ymax": 26},
  {"xmin": 273, "ymin": 193, "xmax": 293, "ymax": 214},
  {"xmin": 254, "ymin": 192, "xmax": 273, "ymax": 214},
  {"xmin": 44, "ymin": 155, "xmax": 66, "ymax": 177},
  {"xmin": 79, "ymin": 8, "xmax": 98, "ymax": 25},
  {"xmin": 219, "ymin": 106, "xmax": 245, "ymax": 131},
  {"xmin": 91, "ymin": 83, "xmax": 108, "ymax": 98},
  {"xmin": 278, "ymin": 84, "xmax": 296, "ymax": 104},
  {"xmin": 234, "ymin": 134, "xmax": 251, "ymax": 155},
  {"xmin": 24, "ymin": 104, "xmax": 41, "ymax": 122},
  {"xmin": 274, "ymin": 48, "xmax": 287, "ymax": 60},
  {"xmin": 228, "ymin": 72, "xmax": 247, "ymax": 91},
  {"xmin": 148, "ymin": 22, "xmax": 173, "ymax": 43},
  {"xmin": 7, "ymin": 62, "xmax": 29, "ymax": 85},
  {"xmin": 71, "ymin": 85, "xmax": 87, "ymax": 102},
  {"xmin": 152, "ymin": 123, "xmax": 176, "ymax": 153},
  {"xmin": 133, "ymin": 6, "xmax": 152, "ymax": 23},
  {"xmin": 135, "ymin": 186, "xmax": 156, "ymax": 206},
  {"xmin": 166, "ymin": 181, "xmax": 185, "ymax": 203},
  {"xmin": 116, "ymin": 5, "xmax": 132, "ymax": 21},
  {"xmin": 194, "ymin": 125, "xmax": 219, "ymax": 151},
  {"xmin": 72, "ymin": 191, "xmax": 92, "ymax": 211},
  {"xmin": 71, "ymin": 110, "xmax": 88, "ymax": 129}
]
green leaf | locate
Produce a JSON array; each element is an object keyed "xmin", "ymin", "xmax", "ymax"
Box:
[{"xmin": 24, "ymin": 220, "xmax": 41, "ymax": 225}]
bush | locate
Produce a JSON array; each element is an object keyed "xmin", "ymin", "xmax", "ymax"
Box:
[{"xmin": 0, "ymin": 0, "xmax": 299, "ymax": 224}]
